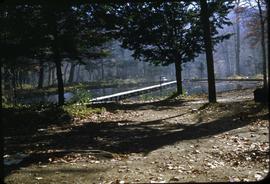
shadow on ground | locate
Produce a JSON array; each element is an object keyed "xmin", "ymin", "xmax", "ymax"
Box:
[
  {"xmin": 3, "ymin": 105, "xmax": 72, "ymax": 137},
  {"xmin": 4, "ymin": 101, "xmax": 267, "ymax": 177}
]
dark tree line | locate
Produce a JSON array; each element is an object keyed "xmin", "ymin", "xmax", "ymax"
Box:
[
  {"xmin": 2, "ymin": 1, "xmax": 260, "ymax": 105},
  {"xmin": 1, "ymin": 4, "xmax": 110, "ymax": 105}
]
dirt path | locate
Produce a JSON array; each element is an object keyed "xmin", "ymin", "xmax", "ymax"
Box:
[{"xmin": 4, "ymin": 89, "xmax": 269, "ymax": 183}]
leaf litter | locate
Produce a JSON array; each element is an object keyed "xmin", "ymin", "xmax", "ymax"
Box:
[{"xmin": 4, "ymin": 89, "xmax": 269, "ymax": 183}]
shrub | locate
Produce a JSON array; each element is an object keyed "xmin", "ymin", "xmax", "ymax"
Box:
[{"xmin": 69, "ymin": 89, "xmax": 92, "ymax": 104}]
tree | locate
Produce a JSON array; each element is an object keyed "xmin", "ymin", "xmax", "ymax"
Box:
[
  {"xmin": 42, "ymin": 4, "xmax": 111, "ymax": 105},
  {"xmin": 244, "ymin": 0, "xmax": 267, "ymax": 88},
  {"xmin": 68, "ymin": 62, "xmax": 76, "ymax": 84},
  {"xmin": 104, "ymin": 2, "xmax": 205, "ymax": 95},
  {"xmin": 1, "ymin": 4, "xmax": 111, "ymax": 105},
  {"xmin": 199, "ymin": 0, "xmax": 234, "ymax": 102},
  {"xmin": 104, "ymin": 1, "xmax": 233, "ymax": 97},
  {"xmin": 234, "ymin": 0, "xmax": 242, "ymax": 75},
  {"xmin": 37, "ymin": 60, "xmax": 44, "ymax": 89},
  {"xmin": 267, "ymin": 0, "xmax": 270, "ymax": 94},
  {"xmin": 0, "ymin": 5, "xmax": 42, "ymax": 103},
  {"xmin": 256, "ymin": 0, "xmax": 267, "ymax": 89},
  {"xmin": 199, "ymin": 0, "xmax": 217, "ymax": 102}
]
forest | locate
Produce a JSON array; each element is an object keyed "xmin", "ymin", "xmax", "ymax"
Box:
[{"xmin": 2, "ymin": 0, "xmax": 269, "ymax": 183}]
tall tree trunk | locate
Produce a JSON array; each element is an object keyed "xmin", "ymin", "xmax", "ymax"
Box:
[
  {"xmin": 266, "ymin": 1, "xmax": 270, "ymax": 88},
  {"xmin": 11, "ymin": 65, "xmax": 17, "ymax": 105},
  {"xmin": 101, "ymin": 59, "xmax": 104, "ymax": 80},
  {"xmin": 52, "ymin": 68, "xmax": 56, "ymax": 85},
  {"xmin": 200, "ymin": 0, "xmax": 217, "ymax": 103},
  {"xmin": 18, "ymin": 70, "xmax": 23, "ymax": 89},
  {"xmin": 257, "ymin": 0, "xmax": 267, "ymax": 89},
  {"xmin": 4, "ymin": 68, "xmax": 12, "ymax": 102},
  {"xmin": 52, "ymin": 23, "xmax": 65, "ymax": 105},
  {"xmin": 37, "ymin": 61, "xmax": 44, "ymax": 89},
  {"xmin": 143, "ymin": 62, "xmax": 146, "ymax": 77},
  {"xmin": 174, "ymin": 61, "xmax": 182, "ymax": 95},
  {"xmin": 15, "ymin": 71, "xmax": 18, "ymax": 88},
  {"xmin": 54, "ymin": 54, "xmax": 64, "ymax": 105},
  {"xmin": 0, "ymin": 61, "xmax": 3, "ymax": 184},
  {"xmin": 1, "ymin": 63, "xmax": 3, "ymax": 98},
  {"xmin": 221, "ymin": 41, "xmax": 231, "ymax": 76},
  {"xmin": 76, "ymin": 65, "xmax": 81, "ymax": 82},
  {"xmin": 235, "ymin": 23, "xmax": 240, "ymax": 75},
  {"xmin": 199, "ymin": 62, "xmax": 204, "ymax": 78},
  {"xmin": 48, "ymin": 65, "xmax": 51, "ymax": 86},
  {"xmin": 63, "ymin": 62, "xmax": 69, "ymax": 84},
  {"xmin": 68, "ymin": 63, "xmax": 76, "ymax": 84},
  {"xmin": 235, "ymin": 0, "xmax": 241, "ymax": 75},
  {"xmin": 26, "ymin": 71, "xmax": 31, "ymax": 85},
  {"xmin": 267, "ymin": 0, "xmax": 270, "ymax": 99},
  {"xmin": 90, "ymin": 71, "xmax": 93, "ymax": 81}
]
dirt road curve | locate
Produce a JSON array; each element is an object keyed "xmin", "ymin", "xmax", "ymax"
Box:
[{"xmin": 4, "ymin": 88, "xmax": 269, "ymax": 183}]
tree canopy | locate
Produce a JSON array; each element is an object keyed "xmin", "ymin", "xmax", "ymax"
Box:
[
  {"xmin": 1, "ymin": 4, "xmax": 112, "ymax": 104},
  {"xmin": 100, "ymin": 1, "xmax": 234, "ymax": 95},
  {"xmin": 1, "ymin": 1, "xmax": 236, "ymax": 104}
]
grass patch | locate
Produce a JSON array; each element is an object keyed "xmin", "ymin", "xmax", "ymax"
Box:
[{"xmin": 63, "ymin": 104, "xmax": 104, "ymax": 120}]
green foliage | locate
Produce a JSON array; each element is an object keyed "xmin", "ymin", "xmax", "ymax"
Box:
[
  {"xmin": 0, "ymin": 4, "xmax": 111, "ymax": 62},
  {"xmin": 63, "ymin": 104, "xmax": 104, "ymax": 119},
  {"xmin": 21, "ymin": 84, "xmax": 35, "ymax": 90},
  {"xmin": 111, "ymin": 2, "xmax": 201, "ymax": 65},
  {"xmin": 2, "ymin": 95, "xmax": 8, "ymax": 105},
  {"xmin": 1, "ymin": 4, "xmax": 113, "ymax": 105},
  {"xmin": 69, "ymin": 89, "xmax": 92, "ymax": 104},
  {"xmin": 2, "ymin": 102, "xmax": 27, "ymax": 109},
  {"xmin": 105, "ymin": 2, "xmax": 233, "ymax": 66}
]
